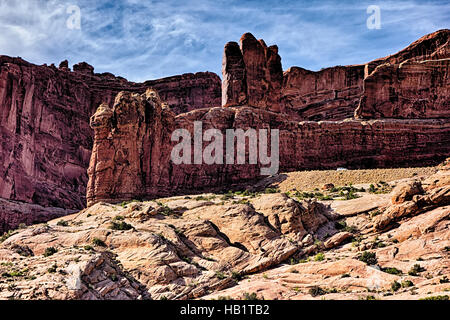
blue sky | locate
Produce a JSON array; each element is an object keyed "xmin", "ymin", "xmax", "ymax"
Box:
[{"xmin": 0, "ymin": 0, "xmax": 448, "ymax": 82}]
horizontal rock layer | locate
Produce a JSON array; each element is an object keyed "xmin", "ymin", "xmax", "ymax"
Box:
[{"xmin": 87, "ymin": 90, "xmax": 450, "ymax": 205}]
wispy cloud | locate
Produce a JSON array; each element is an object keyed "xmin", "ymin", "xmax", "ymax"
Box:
[{"xmin": 0, "ymin": 0, "xmax": 448, "ymax": 81}]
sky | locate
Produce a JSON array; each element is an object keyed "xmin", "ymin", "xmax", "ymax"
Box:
[{"xmin": 0, "ymin": 0, "xmax": 448, "ymax": 82}]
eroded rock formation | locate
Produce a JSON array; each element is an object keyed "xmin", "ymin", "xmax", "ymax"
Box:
[
  {"xmin": 0, "ymin": 56, "xmax": 220, "ymax": 232},
  {"xmin": 1, "ymin": 163, "xmax": 449, "ymax": 300},
  {"xmin": 86, "ymin": 88, "xmax": 450, "ymax": 206}
]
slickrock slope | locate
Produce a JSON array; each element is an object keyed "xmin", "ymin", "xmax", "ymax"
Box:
[
  {"xmin": 1, "ymin": 162, "xmax": 448, "ymax": 300},
  {"xmin": 0, "ymin": 56, "xmax": 220, "ymax": 232}
]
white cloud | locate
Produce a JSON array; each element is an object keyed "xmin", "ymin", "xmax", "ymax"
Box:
[{"xmin": 0, "ymin": 0, "xmax": 447, "ymax": 81}]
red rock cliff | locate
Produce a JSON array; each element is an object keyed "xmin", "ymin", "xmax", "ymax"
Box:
[
  {"xmin": 0, "ymin": 56, "xmax": 220, "ymax": 232},
  {"xmin": 86, "ymin": 89, "xmax": 450, "ymax": 206}
]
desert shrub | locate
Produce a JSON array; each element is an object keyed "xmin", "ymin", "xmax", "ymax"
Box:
[
  {"xmin": 110, "ymin": 221, "xmax": 133, "ymax": 231},
  {"xmin": 243, "ymin": 292, "xmax": 261, "ymax": 300},
  {"xmin": 314, "ymin": 253, "xmax": 325, "ymax": 261},
  {"xmin": 264, "ymin": 188, "xmax": 280, "ymax": 194},
  {"xmin": 57, "ymin": 220, "xmax": 68, "ymax": 227},
  {"xmin": 391, "ymin": 281, "xmax": 401, "ymax": 292},
  {"xmin": 309, "ymin": 286, "xmax": 326, "ymax": 297},
  {"xmin": 231, "ymin": 271, "xmax": 243, "ymax": 282},
  {"xmin": 43, "ymin": 247, "xmax": 58, "ymax": 257},
  {"xmin": 215, "ymin": 271, "xmax": 226, "ymax": 280},
  {"xmin": 92, "ymin": 238, "xmax": 106, "ymax": 247},
  {"xmin": 358, "ymin": 251, "xmax": 377, "ymax": 265},
  {"xmin": 419, "ymin": 295, "xmax": 449, "ymax": 300},
  {"xmin": 401, "ymin": 280, "xmax": 414, "ymax": 288},
  {"xmin": 408, "ymin": 264, "xmax": 426, "ymax": 276},
  {"xmin": 382, "ymin": 267, "xmax": 402, "ymax": 275}
]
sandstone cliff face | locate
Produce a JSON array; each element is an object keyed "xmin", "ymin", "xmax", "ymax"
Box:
[
  {"xmin": 356, "ymin": 59, "xmax": 449, "ymax": 119},
  {"xmin": 87, "ymin": 88, "xmax": 450, "ymax": 206},
  {"xmin": 282, "ymin": 65, "xmax": 365, "ymax": 120},
  {"xmin": 222, "ymin": 29, "xmax": 449, "ymax": 121},
  {"xmin": 0, "ymin": 56, "xmax": 220, "ymax": 232}
]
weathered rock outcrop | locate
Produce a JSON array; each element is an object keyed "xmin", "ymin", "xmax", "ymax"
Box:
[
  {"xmin": 1, "ymin": 165, "xmax": 449, "ymax": 300},
  {"xmin": 355, "ymin": 59, "xmax": 449, "ymax": 119},
  {"xmin": 222, "ymin": 29, "xmax": 449, "ymax": 121},
  {"xmin": 87, "ymin": 89, "xmax": 450, "ymax": 206},
  {"xmin": 0, "ymin": 56, "xmax": 220, "ymax": 232},
  {"xmin": 222, "ymin": 33, "xmax": 283, "ymax": 112},
  {"xmin": 282, "ymin": 65, "xmax": 365, "ymax": 120},
  {"xmin": 1, "ymin": 29, "xmax": 450, "ymax": 233}
]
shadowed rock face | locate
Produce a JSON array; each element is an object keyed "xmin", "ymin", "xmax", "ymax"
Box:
[{"xmin": 0, "ymin": 57, "xmax": 221, "ymax": 232}]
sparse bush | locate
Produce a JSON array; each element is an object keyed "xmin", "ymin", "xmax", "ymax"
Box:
[
  {"xmin": 243, "ymin": 292, "xmax": 261, "ymax": 300},
  {"xmin": 48, "ymin": 263, "xmax": 57, "ymax": 273},
  {"xmin": 382, "ymin": 267, "xmax": 402, "ymax": 275},
  {"xmin": 401, "ymin": 280, "xmax": 414, "ymax": 288},
  {"xmin": 231, "ymin": 271, "xmax": 243, "ymax": 282},
  {"xmin": 408, "ymin": 264, "xmax": 425, "ymax": 276},
  {"xmin": 43, "ymin": 247, "xmax": 58, "ymax": 257},
  {"xmin": 110, "ymin": 221, "xmax": 133, "ymax": 231},
  {"xmin": 419, "ymin": 295, "xmax": 448, "ymax": 300},
  {"xmin": 314, "ymin": 253, "xmax": 325, "ymax": 261},
  {"xmin": 358, "ymin": 251, "xmax": 377, "ymax": 265},
  {"xmin": 215, "ymin": 271, "xmax": 226, "ymax": 280},
  {"xmin": 309, "ymin": 286, "xmax": 326, "ymax": 297},
  {"xmin": 391, "ymin": 281, "xmax": 401, "ymax": 292},
  {"xmin": 57, "ymin": 220, "xmax": 69, "ymax": 227},
  {"xmin": 92, "ymin": 238, "xmax": 106, "ymax": 247}
]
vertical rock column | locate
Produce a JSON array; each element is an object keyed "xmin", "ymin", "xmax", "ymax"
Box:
[{"xmin": 222, "ymin": 33, "xmax": 283, "ymax": 112}]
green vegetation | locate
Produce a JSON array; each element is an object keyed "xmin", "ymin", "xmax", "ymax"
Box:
[
  {"xmin": 408, "ymin": 264, "xmax": 426, "ymax": 276},
  {"xmin": 0, "ymin": 230, "xmax": 15, "ymax": 243},
  {"xmin": 92, "ymin": 238, "xmax": 106, "ymax": 247},
  {"xmin": 401, "ymin": 280, "xmax": 414, "ymax": 288},
  {"xmin": 381, "ymin": 267, "xmax": 402, "ymax": 275},
  {"xmin": 334, "ymin": 221, "xmax": 358, "ymax": 233},
  {"xmin": 314, "ymin": 253, "xmax": 325, "ymax": 261},
  {"xmin": 419, "ymin": 295, "xmax": 449, "ymax": 300},
  {"xmin": 309, "ymin": 286, "xmax": 327, "ymax": 297},
  {"xmin": 56, "ymin": 220, "xmax": 69, "ymax": 227},
  {"xmin": 43, "ymin": 247, "xmax": 58, "ymax": 257},
  {"xmin": 47, "ymin": 263, "xmax": 57, "ymax": 273},
  {"xmin": 358, "ymin": 251, "xmax": 377, "ymax": 265},
  {"xmin": 243, "ymin": 292, "xmax": 261, "ymax": 300},
  {"xmin": 231, "ymin": 271, "xmax": 243, "ymax": 282},
  {"xmin": 110, "ymin": 221, "xmax": 133, "ymax": 231},
  {"xmin": 215, "ymin": 271, "xmax": 226, "ymax": 280},
  {"xmin": 391, "ymin": 281, "xmax": 401, "ymax": 292}
]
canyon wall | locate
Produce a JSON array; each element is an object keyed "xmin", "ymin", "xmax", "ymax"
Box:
[
  {"xmin": 1, "ymin": 29, "xmax": 449, "ymax": 231},
  {"xmin": 0, "ymin": 56, "xmax": 220, "ymax": 232},
  {"xmin": 222, "ymin": 29, "xmax": 449, "ymax": 121},
  {"xmin": 87, "ymin": 89, "xmax": 450, "ymax": 205},
  {"xmin": 355, "ymin": 58, "xmax": 449, "ymax": 119}
]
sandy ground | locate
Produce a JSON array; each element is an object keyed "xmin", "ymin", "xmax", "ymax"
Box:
[{"xmin": 275, "ymin": 167, "xmax": 438, "ymax": 192}]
